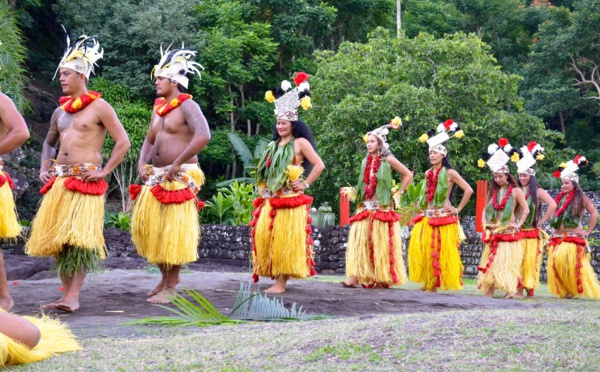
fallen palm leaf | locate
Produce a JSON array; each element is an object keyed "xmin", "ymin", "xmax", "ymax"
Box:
[{"xmin": 125, "ymin": 283, "xmax": 333, "ymax": 327}]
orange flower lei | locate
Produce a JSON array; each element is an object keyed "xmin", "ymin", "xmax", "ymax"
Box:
[
  {"xmin": 153, "ymin": 94, "xmax": 193, "ymax": 117},
  {"xmin": 59, "ymin": 91, "xmax": 102, "ymax": 113}
]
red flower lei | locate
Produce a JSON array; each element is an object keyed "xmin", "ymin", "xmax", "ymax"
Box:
[
  {"xmin": 59, "ymin": 91, "xmax": 102, "ymax": 113},
  {"xmin": 426, "ymin": 167, "xmax": 442, "ymax": 203},
  {"xmin": 363, "ymin": 154, "xmax": 381, "ymax": 200},
  {"xmin": 523, "ymin": 188, "xmax": 531, "ymax": 200},
  {"xmin": 554, "ymin": 190, "xmax": 576, "ymax": 217},
  {"xmin": 153, "ymin": 93, "xmax": 193, "ymax": 117},
  {"xmin": 492, "ymin": 184, "xmax": 514, "ymax": 210}
]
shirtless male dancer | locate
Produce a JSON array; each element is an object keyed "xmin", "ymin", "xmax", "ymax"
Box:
[
  {"xmin": 0, "ymin": 91, "xmax": 30, "ymax": 311},
  {"xmin": 25, "ymin": 34, "xmax": 130, "ymax": 312},
  {"xmin": 130, "ymin": 46, "xmax": 210, "ymax": 304}
]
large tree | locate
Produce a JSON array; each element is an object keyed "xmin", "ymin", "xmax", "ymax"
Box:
[
  {"xmin": 306, "ymin": 29, "xmax": 563, "ymax": 209},
  {"xmin": 0, "ymin": 1, "xmax": 28, "ymax": 111}
]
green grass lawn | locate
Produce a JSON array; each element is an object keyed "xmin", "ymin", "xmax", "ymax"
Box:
[{"xmin": 12, "ymin": 278, "xmax": 600, "ymax": 372}]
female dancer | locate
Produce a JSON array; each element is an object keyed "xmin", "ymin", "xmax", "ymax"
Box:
[
  {"xmin": 547, "ymin": 155, "xmax": 600, "ymax": 299},
  {"xmin": 341, "ymin": 117, "xmax": 413, "ymax": 288},
  {"xmin": 409, "ymin": 120, "xmax": 472, "ymax": 292},
  {"xmin": 251, "ymin": 73, "xmax": 325, "ymax": 293},
  {"xmin": 477, "ymin": 138, "xmax": 530, "ymax": 298},
  {"xmin": 515, "ymin": 141, "xmax": 556, "ymax": 297}
]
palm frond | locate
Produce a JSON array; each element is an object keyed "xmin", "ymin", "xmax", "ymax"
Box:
[{"xmin": 228, "ymin": 132, "xmax": 254, "ymax": 168}]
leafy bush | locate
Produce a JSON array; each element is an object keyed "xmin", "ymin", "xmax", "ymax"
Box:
[
  {"xmin": 204, "ymin": 181, "xmax": 256, "ymax": 225},
  {"xmin": 105, "ymin": 211, "xmax": 132, "ymax": 231}
]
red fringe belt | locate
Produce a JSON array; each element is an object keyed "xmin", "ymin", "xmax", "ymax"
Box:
[
  {"xmin": 548, "ymin": 236, "xmax": 587, "ymax": 294},
  {"xmin": 477, "ymin": 230, "xmax": 525, "ymax": 275},
  {"xmin": 40, "ymin": 176, "xmax": 108, "ymax": 195},
  {"xmin": 249, "ymin": 194, "xmax": 315, "ymax": 283},
  {"xmin": 129, "ymin": 183, "xmax": 205, "ymax": 211},
  {"xmin": 0, "ymin": 172, "xmax": 15, "ymax": 190}
]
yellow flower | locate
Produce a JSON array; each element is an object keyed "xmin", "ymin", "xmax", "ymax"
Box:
[
  {"xmin": 285, "ymin": 165, "xmax": 304, "ymax": 181},
  {"xmin": 72, "ymin": 98, "xmax": 82, "ymax": 110},
  {"xmin": 559, "ymin": 162, "xmax": 567, "ymax": 168},
  {"xmin": 390, "ymin": 116, "xmax": 402, "ymax": 128},
  {"xmin": 265, "ymin": 90, "xmax": 275, "ymax": 103},
  {"xmin": 418, "ymin": 133, "xmax": 429, "ymax": 143},
  {"xmin": 478, "ymin": 159, "xmax": 486, "ymax": 168},
  {"xmin": 340, "ymin": 186, "xmax": 357, "ymax": 202},
  {"xmin": 454, "ymin": 130, "xmax": 464, "ymax": 139},
  {"xmin": 536, "ymin": 153, "xmax": 545, "ymax": 161},
  {"xmin": 300, "ymin": 96, "xmax": 312, "ymax": 110},
  {"xmin": 511, "ymin": 152, "xmax": 520, "ymax": 162},
  {"xmin": 170, "ymin": 98, "xmax": 180, "ymax": 107},
  {"xmin": 363, "ymin": 133, "xmax": 369, "ymax": 143}
]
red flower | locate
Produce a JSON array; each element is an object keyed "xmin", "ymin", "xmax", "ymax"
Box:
[
  {"xmin": 266, "ymin": 160, "xmax": 272, "ymax": 167},
  {"xmin": 498, "ymin": 138, "xmax": 509, "ymax": 147},
  {"xmin": 532, "ymin": 38, "xmax": 538, "ymax": 43},
  {"xmin": 443, "ymin": 119, "xmax": 454, "ymax": 130},
  {"xmin": 553, "ymin": 170, "xmax": 561, "ymax": 178},
  {"xmin": 574, "ymin": 155, "xmax": 581, "ymax": 164},
  {"xmin": 527, "ymin": 141, "xmax": 538, "ymax": 152},
  {"xmin": 294, "ymin": 72, "xmax": 309, "ymax": 85}
]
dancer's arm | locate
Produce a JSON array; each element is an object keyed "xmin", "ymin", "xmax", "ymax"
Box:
[
  {"xmin": 0, "ymin": 312, "xmax": 41, "ymax": 349},
  {"xmin": 537, "ymin": 189, "xmax": 557, "ymax": 226},
  {"xmin": 583, "ymin": 196, "xmax": 598, "ymax": 237},
  {"xmin": 291, "ymin": 138, "xmax": 325, "ymax": 191},
  {"xmin": 447, "ymin": 169, "xmax": 473, "ymax": 214},
  {"xmin": 511, "ymin": 187, "xmax": 530, "ymax": 229},
  {"xmin": 386, "ymin": 155, "xmax": 412, "ymax": 194}
]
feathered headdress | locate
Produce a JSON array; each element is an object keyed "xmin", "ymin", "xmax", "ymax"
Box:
[
  {"xmin": 553, "ymin": 155, "xmax": 589, "ymax": 183},
  {"xmin": 418, "ymin": 119, "xmax": 464, "ymax": 155},
  {"xmin": 54, "ymin": 29, "xmax": 103, "ymax": 80},
  {"xmin": 363, "ymin": 116, "xmax": 402, "ymax": 151},
  {"xmin": 264, "ymin": 72, "xmax": 311, "ymax": 121},
  {"xmin": 478, "ymin": 138, "xmax": 520, "ymax": 173},
  {"xmin": 151, "ymin": 43, "xmax": 204, "ymax": 89},
  {"xmin": 516, "ymin": 141, "xmax": 545, "ymax": 175}
]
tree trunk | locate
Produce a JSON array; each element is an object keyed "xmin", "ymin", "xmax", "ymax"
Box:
[
  {"xmin": 559, "ymin": 112, "xmax": 566, "ymax": 134},
  {"xmin": 228, "ymin": 85, "xmax": 235, "ymax": 132}
]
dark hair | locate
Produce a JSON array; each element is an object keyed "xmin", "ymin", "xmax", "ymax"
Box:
[
  {"xmin": 177, "ymin": 83, "xmax": 186, "ymax": 93},
  {"xmin": 272, "ymin": 120, "xmax": 317, "ymax": 175},
  {"xmin": 272, "ymin": 120, "xmax": 317, "ymax": 149},
  {"xmin": 518, "ymin": 175, "xmax": 541, "ymax": 227},
  {"xmin": 487, "ymin": 173, "xmax": 519, "ymax": 203},
  {"xmin": 570, "ymin": 180, "xmax": 586, "ymax": 217}
]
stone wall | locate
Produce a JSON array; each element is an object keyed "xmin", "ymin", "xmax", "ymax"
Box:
[{"xmin": 197, "ymin": 190, "xmax": 600, "ymax": 280}]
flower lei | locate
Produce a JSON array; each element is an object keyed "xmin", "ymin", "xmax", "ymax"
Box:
[
  {"xmin": 363, "ymin": 154, "xmax": 381, "ymax": 200},
  {"xmin": 153, "ymin": 93, "xmax": 193, "ymax": 117},
  {"xmin": 554, "ymin": 190, "xmax": 576, "ymax": 217},
  {"xmin": 492, "ymin": 184, "xmax": 514, "ymax": 210},
  {"xmin": 59, "ymin": 91, "xmax": 102, "ymax": 113},
  {"xmin": 426, "ymin": 167, "xmax": 442, "ymax": 203},
  {"xmin": 523, "ymin": 188, "xmax": 531, "ymax": 201}
]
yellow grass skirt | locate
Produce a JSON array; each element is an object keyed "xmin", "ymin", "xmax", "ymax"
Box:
[
  {"xmin": 25, "ymin": 177, "xmax": 106, "ymax": 259},
  {"xmin": 477, "ymin": 228, "xmax": 524, "ymax": 294},
  {"xmin": 520, "ymin": 229, "xmax": 548, "ymax": 291},
  {"xmin": 131, "ymin": 167, "xmax": 205, "ymax": 266},
  {"xmin": 250, "ymin": 193, "xmax": 316, "ymax": 281},
  {"xmin": 0, "ymin": 313, "xmax": 80, "ymax": 366},
  {"xmin": 408, "ymin": 216, "xmax": 463, "ymax": 291},
  {"xmin": 547, "ymin": 236, "xmax": 600, "ymax": 299},
  {"xmin": 0, "ymin": 169, "xmax": 21, "ymax": 239},
  {"xmin": 345, "ymin": 209, "xmax": 407, "ymax": 287}
]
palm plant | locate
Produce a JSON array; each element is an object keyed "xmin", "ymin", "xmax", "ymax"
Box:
[
  {"xmin": 219, "ymin": 132, "xmax": 270, "ymax": 186},
  {"xmin": 0, "ymin": 3, "xmax": 28, "ymax": 112},
  {"xmin": 125, "ymin": 283, "xmax": 332, "ymax": 327}
]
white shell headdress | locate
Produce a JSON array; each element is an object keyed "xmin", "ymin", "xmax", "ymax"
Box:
[
  {"xmin": 151, "ymin": 43, "xmax": 204, "ymax": 89},
  {"xmin": 419, "ymin": 119, "xmax": 464, "ymax": 156},
  {"xmin": 364, "ymin": 116, "xmax": 402, "ymax": 151},
  {"xmin": 265, "ymin": 72, "xmax": 311, "ymax": 121}
]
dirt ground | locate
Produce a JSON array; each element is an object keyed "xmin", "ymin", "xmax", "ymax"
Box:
[{"xmin": 8, "ymin": 266, "xmax": 547, "ymax": 327}]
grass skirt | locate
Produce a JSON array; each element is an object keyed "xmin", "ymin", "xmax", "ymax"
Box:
[
  {"xmin": 408, "ymin": 216, "xmax": 463, "ymax": 291},
  {"xmin": 477, "ymin": 228, "xmax": 524, "ymax": 294},
  {"xmin": 25, "ymin": 177, "xmax": 106, "ymax": 261},
  {"xmin": 520, "ymin": 228, "xmax": 547, "ymax": 291},
  {"xmin": 345, "ymin": 209, "xmax": 407, "ymax": 286},
  {"xmin": 131, "ymin": 166, "xmax": 205, "ymax": 266},
  {"xmin": 250, "ymin": 193, "xmax": 316, "ymax": 281},
  {"xmin": 0, "ymin": 169, "xmax": 21, "ymax": 239},
  {"xmin": 547, "ymin": 236, "xmax": 600, "ymax": 299},
  {"xmin": 0, "ymin": 312, "xmax": 80, "ymax": 366}
]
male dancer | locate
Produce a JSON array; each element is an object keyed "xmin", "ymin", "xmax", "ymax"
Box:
[
  {"xmin": 25, "ymin": 34, "xmax": 130, "ymax": 312},
  {"xmin": 130, "ymin": 46, "xmax": 210, "ymax": 304},
  {"xmin": 0, "ymin": 89, "xmax": 30, "ymax": 310}
]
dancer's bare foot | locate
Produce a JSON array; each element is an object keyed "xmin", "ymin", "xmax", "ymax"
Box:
[
  {"xmin": 428, "ymin": 288, "xmax": 438, "ymax": 293},
  {"xmin": 147, "ymin": 289, "xmax": 174, "ymax": 304},
  {"xmin": 341, "ymin": 277, "xmax": 359, "ymax": 288},
  {"xmin": 148, "ymin": 276, "xmax": 181, "ymax": 296},
  {"xmin": 418, "ymin": 286, "xmax": 426, "ymax": 291},
  {"xmin": 484, "ymin": 288, "xmax": 495, "ymax": 298},
  {"xmin": 55, "ymin": 299, "xmax": 79, "ymax": 313},
  {"xmin": 41, "ymin": 298, "xmax": 64, "ymax": 310},
  {"xmin": 0, "ymin": 296, "xmax": 14, "ymax": 312},
  {"xmin": 265, "ymin": 276, "xmax": 287, "ymax": 294},
  {"xmin": 565, "ymin": 293, "xmax": 574, "ymax": 299},
  {"xmin": 504, "ymin": 291, "xmax": 523, "ymax": 299}
]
